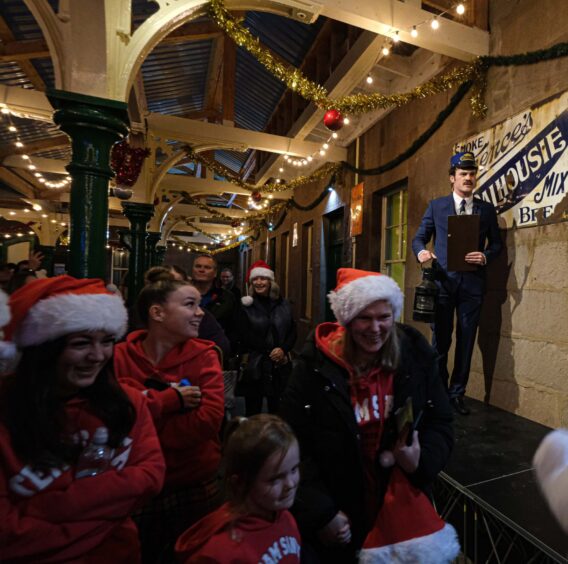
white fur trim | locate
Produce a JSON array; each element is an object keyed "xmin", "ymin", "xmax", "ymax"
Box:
[
  {"xmin": 328, "ymin": 274, "xmax": 404, "ymax": 325},
  {"xmin": 15, "ymin": 293, "xmax": 128, "ymax": 347},
  {"xmin": 0, "ymin": 290, "xmax": 10, "ymax": 328},
  {"xmin": 249, "ymin": 266, "xmax": 274, "ymax": 281},
  {"xmin": 0, "ymin": 340, "xmax": 17, "ymax": 360},
  {"xmin": 358, "ymin": 523, "xmax": 460, "ymax": 564},
  {"xmin": 241, "ymin": 295, "xmax": 254, "ymax": 307},
  {"xmin": 533, "ymin": 429, "xmax": 568, "ymax": 532}
]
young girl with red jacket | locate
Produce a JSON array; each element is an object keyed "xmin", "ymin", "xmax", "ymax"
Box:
[
  {"xmin": 175, "ymin": 414, "xmax": 302, "ymax": 563},
  {"xmin": 113, "ymin": 275, "xmax": 224, "ymax": 562},
  {"xmin": 0, "ymin": 276, "xmax": 165, "ymax": 563}
]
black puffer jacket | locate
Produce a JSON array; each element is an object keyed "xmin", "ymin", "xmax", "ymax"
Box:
[
  {"xmin": 279, "ymin": 323, "xmax": 453, "ymax": 560},
  {"xmin": 239, "ymin": 292, "xmax": 296, "ymax": 378}
]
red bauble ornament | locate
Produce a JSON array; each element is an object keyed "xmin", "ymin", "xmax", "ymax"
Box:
[
  {"xmin": 252, "ymin": 191, "xmax": 262, "ymax": 203},
  {"xmin": 323, "ymin": 109, "xmax": 344, "ymax": 131},
  {"xmin": 231, "ymin": 219, "xmax": 241, "ymax": 228}
]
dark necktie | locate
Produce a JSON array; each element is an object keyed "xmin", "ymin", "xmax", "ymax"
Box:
[{"xmin": 459, "ymin": 199, "xmax": 467, "ymax": 215}]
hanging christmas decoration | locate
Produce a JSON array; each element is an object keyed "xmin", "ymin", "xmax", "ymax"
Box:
[
  {"xmin": 252, "ymin": 190, "xmax": 262, "ymax": 203},
  {"xmin": 323, "ymin": 109, "xmax": 344, "ymax": 131},
  {"xmin": 111, "ymin": 140, "xmax": 151, "ymax": 187},
  {"xmin": 231, "ymin": 219, "xmax": 241, "ymax": 228}
]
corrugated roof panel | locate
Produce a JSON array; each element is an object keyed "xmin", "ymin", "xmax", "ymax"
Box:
[
  {"xmin": 0, "ymin": 62, "xmax": 35, "ymax": 88},
  {"xmin": 234, "ymin": 12, "xmax": 325, "ymax": 133},
  {"xmin": 244, "ymin": 12, "xmax": 325, "ymax": 66},
  {"xmin": 0, "ymin": 0, "xmax": 57, "ymax": 41},
  {"xmin": 235, "ymin": 50, "xmax": 284, "ymax": 132},
  {"xmin": 142, "ymin": 40, "xmax": 212, "ymax": 116},
  {"xmin": 31, "ymin": 59, "xmax": 56, "ymax": 89},
  {"xmin": 0, "ymin": 115, "xmax": 62, "ymax": 155},
  {"xmin": 215, "ymin": 149, "xmax": 250, "ymax": 174}
]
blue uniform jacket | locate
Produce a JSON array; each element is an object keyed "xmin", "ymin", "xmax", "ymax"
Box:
[{"xmin": 411, "ymin": 194, "xmax": 502, "ymax": 295}]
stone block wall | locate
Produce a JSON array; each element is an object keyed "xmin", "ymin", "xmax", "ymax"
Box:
[{"xmin": 243, "ymin": 0, "xmax": 568, "ymax": 426}]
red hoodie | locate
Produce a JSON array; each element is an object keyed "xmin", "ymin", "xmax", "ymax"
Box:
[
  {"xmin": 0, "ymin": 388, "xmax": 165, "ymax": 564},
  {"xmin": 175, "ymin": 502, "xmax": 301, "ymax": 563},
  {"xmin": 114, "ymin": 331, "xmax": 224, "ymax": 487}
]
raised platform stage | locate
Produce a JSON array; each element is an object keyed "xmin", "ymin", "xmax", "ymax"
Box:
[{"xmin": 434, "ymin": 398, "xmax": 568, "ymax": 563}]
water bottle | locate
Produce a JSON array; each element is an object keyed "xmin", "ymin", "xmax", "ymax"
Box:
[{"xmin": 75, "ymin": 426, "xmax": 114, "ymax": 479}]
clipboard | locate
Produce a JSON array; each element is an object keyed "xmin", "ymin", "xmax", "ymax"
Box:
[{"xmin": 447, "ymin": 214, "xmax": 480, "ymax": 272}]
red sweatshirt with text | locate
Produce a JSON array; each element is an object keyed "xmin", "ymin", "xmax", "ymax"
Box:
[
  {"xmin": 0, "ymin": 389, "xmax": 165, "ymax": 564},
  {"xmin": 175, "ymin": 502, "xmax": 301, "ymax": 563},
  {"xmin": 113, "ymin": 331, "xmax": 224, "ymax": 487}
]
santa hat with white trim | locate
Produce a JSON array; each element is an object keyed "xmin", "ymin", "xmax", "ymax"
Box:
[
  {"xmin": 328, "ymin": 268, "xmax": 404, "ymax": 326},
  {"xmin": 242, "ymin": 260, "xmax": 275, "ymax": 307},
  {"xmin": 5, "ymin": 275, "xmax": 128, "ymax": 348},
  {"xmin": 359, "ymin": 467, "xmax": 460, "ymax": 563}
]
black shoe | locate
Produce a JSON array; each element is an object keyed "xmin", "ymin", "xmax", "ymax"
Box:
[{"xmin": 450, "ymin": 397, "xmax": 470, "ymax": 415}]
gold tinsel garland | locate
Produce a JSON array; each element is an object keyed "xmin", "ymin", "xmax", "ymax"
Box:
[
  {"xmin": 177, "ymin": 190, "xmax": 287, "ymax": 222},
  {"xmin": 171, "ymin": 233, "xmax": 252, "ymax": 255},
  {"xmin": 185, "ymin": 146, "xmax": 342, "ymax": 194},
  {"xmin": 208, "ymin": 0, "xmax": 489, "ymax": 118}
]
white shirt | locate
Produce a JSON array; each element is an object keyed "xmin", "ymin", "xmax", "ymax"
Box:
[
  {"xmin": 417, "ymin": 192, "xmax": 486, "ymax": 265},
  {"xmin": 452, "ymin": 192, "xmax": 474, "ymax": 215}
]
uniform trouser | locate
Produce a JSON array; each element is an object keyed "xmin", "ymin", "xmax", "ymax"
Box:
[{"xmin": 432, "ymin": 284, "xmax": 483, "ymax": 399}]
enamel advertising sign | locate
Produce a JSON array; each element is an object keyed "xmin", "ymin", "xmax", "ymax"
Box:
[{"xmin": 454, "ymin": 91, "xmax": 568, "ymax": 228}]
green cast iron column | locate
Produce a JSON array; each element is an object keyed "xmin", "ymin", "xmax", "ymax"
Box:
[
  {"xmin": 122, "ymin": 202, "xmax": 154, "ymax": 305},
  {"xmin": 47, "ymin": 89, "xmax": 129, "ymax": 279},
  {"xmin": 146, "ymin": 231, "xmax": 162, "ymax": 269}
]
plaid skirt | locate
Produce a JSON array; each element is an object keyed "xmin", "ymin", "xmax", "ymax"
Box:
[{"xmin": 134, "ymin": 476, "xmax": 223, "ymax": 564}]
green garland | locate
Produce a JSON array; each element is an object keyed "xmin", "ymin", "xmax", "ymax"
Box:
[
  {"xmin": 343, "ymin": 80, "xmax": 473, "ymax": 176},
  {"xmin": 209, "ymin": 0, "xmax": 568, "ymax": 119},
  {"xmin": 184, "ymin": 146, "xmax": 341, "ymax": 194}
]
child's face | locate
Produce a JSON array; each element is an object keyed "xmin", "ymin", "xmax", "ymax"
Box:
[{"xmin": 247, "ymin": 441, "xmax": 300, "ymax": 520}]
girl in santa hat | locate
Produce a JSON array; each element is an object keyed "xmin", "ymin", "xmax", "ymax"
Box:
[
  {"xmin": 113, "ymin": 275, "xmax": 224, "ymax": 563},
  {"xmin": 279, "ymin": 268, "xmax": 456, "ymax": 563},
  {"xmin": 0, "ymin": 275, "xmax": 165, "ymax": 563},
  {"xmin": 238, "ymin": 260, "xmax": 297, "ymax": 416},
  {"xmin": 175, "ymin": 414, "xmax": 302, "ymax": 563}
]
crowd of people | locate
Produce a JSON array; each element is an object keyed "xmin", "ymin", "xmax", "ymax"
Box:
[{"xmin": 0, "ymin": 248, "xmax": 462, "ymax": 564}]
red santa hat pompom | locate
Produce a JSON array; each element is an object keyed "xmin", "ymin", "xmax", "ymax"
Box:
[
  {"xmin": 5, "ymin": 275, "xmax": 128, "ymax": 348},
  {"xmin": 328, "ymin": 268, "xmax": 404, "ymax": 326},
  {"xmin": 241, "ymin": 260, "xmax": 275, "ymax": 307},
  {"xmin": 359, "ymin": 467, "xmax": 460, "ymax": 563}
]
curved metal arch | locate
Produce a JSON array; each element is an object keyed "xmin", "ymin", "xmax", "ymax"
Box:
[
  {"xmin": 148, "ymin": 142, "xmax": 242, "ymax": 203},
  {"xmin": 114, "ymin": 0, "xmax": 308, "ymax": 102}
]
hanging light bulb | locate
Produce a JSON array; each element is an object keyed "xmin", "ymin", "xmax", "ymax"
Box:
[
  {"xmin": 8, "ymin": 125, "xmax": 16, "ymax": 132},
  {"xmin": 332, "ymin": 132, "xmax": 338, "ymax": 139},
  {"xmin": 382, "ymin": 45, "xmax": 390, "ymax": 56},
  {"xmin": 411, "ymin": 25, "xmax": 418, "ymax": 38},
  {"xmin": 456, "ymin": 3, "xmax": 465, "ymax": 15},
  {"xmin": 279, "ymin": 167, "xmax": 284, "ymax": 172},
  {"xmin": 392, "ymin": 30, "xmax": 400, "ymax": 43},
  {"xmin": 431, "ymin": 17, "xmax": 439, "ymax": 30},
  {"xmin": 323, "ymin": 143, "xmax": 329, "ymax": 150},
  {"xmin": 366, "ymin": 74, "xmax": 373, "ymax": 84},
  {"xmin": 343, "ymin": 117, "xmax": 350, "ymax": 125},
  {"xmin": 307, "ymin": 155, "xmax": 313, "ymax": 162}
]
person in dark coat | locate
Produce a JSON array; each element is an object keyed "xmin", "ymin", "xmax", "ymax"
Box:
[
  {"xmin": 411, "ymin": 151, "xmax": 502, "ymax": 415},
  {"xmin": 220, "ymin": 267, "xmax": 242, "ymax": 303},
  {"xmin": 279, "ymin": 268, "xmax": 453, "ymax": 564},
  {"xmin": 239, "ymin": 260, "xmax": 296, "ymax": 416}
]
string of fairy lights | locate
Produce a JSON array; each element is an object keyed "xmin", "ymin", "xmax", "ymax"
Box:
[
  {"xmin": 368, "ymin": 2, "xmax": 469, "ymax": 80},
  {"xmin": 1, "ymin": 0, "xmax": 472, "ymax": 251},
  {"xmin": 0, "ymin": 105, "xmax": 71, "ymax": 189}
]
